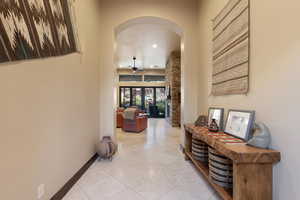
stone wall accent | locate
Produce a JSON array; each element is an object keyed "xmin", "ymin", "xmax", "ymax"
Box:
[{"xmin": 165, "ymin": 51, "xmax": 181, "ymax": 127}]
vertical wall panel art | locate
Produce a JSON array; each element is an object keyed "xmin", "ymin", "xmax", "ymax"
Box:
[
  {"xmin": 212, "ymin": 0, "xmax": 249, "ymax": 96},
  {"xmin": 0, "ymin": 0, "xmax": 78, "ymax": 64}
]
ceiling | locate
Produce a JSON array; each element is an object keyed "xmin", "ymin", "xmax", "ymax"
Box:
[{"xmin": 116, "ymin": 23, "xmax": 181, "ymax": 69}]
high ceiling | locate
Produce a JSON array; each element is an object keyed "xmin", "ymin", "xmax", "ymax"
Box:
[{"xmin": 116, "ymin": 23, "xmax": 181, "ymax": 69}]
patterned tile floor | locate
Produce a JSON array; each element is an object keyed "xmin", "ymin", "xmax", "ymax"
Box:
[{"xmin": 63, "ymin": 119, "xmax": 220, "ymax": 200}]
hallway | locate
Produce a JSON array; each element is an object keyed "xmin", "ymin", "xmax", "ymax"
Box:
[{"xmin": 63, "ymin": 119, "xmax": 220, "ymax": 200}]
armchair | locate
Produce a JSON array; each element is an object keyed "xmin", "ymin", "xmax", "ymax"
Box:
[{"xmin": 122, "ymin": 108, "xmax": 148, "ymax": 133}]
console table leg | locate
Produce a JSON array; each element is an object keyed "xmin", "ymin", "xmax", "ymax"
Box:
[
  {"xmin": 185, "ymin": 131, "xmax": 192, "ymax": 147},
  {"xmin": 184, "ymin": 150, "xmax": 190, "ymax": 161},
  {"xmin": 233, "ymin": 163, "xmax": 272, "ymax": 200}
]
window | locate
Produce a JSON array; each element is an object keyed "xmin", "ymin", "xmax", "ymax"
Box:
[
  {"xmin": 119, "ymin": 87, "xmax": 166, "ymax": 118},
  {"xmin": 155, "ymin": 88, "xmax": 166, "ymax": 117},
  {"xmin": 119, "ymin": 75, "xmax": 143, "ymax": 82},
  {"xmin": 120, "ymin": 88, "xmax": 130, "ymax": 108},
  {"xmin": 144, "ymin": 75, "xmax": 165, "ymax": 82}
]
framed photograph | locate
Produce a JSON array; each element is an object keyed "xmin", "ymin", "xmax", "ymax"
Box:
[
  {"xmin": 208, "ymin": 107, "xmax": 224, "ymax": 130},
  {"xmin": 224, "ymin": 110, "xmax": 255, "ymax": 141}
]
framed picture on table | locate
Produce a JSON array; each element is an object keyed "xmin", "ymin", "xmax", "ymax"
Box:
[
  {"xmin": 224, "ymin": 110, "xmax": 255, "ymax": 141},
  {"xmin": 208, "ymin": 107, "xmax": 224, "ymax": 130}
]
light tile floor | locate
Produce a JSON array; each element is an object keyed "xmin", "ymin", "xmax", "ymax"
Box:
[{"xmin": 63, "ymin": 119, "xmax": 221, "ymax": 200}]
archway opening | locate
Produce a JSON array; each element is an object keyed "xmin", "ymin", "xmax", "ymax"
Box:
[{"xmin": 114, "ymin": 16, "xmax": 185, "ymax": 140}]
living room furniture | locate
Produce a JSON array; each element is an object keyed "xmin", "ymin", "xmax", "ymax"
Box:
[
  {"xmin": 184, "ymin": 124, "xmax": 281, "ymax": 200},
  {"xmin": 122, "ymin": 108, "xmax": 148, "ymax": 133},
  {"xmin": 149, "ymin": 105, "xmax": 159, "ymax": 118},
  {"xmin": 116, "ymin": 107, "xmax": 125, "ymax": 128}
]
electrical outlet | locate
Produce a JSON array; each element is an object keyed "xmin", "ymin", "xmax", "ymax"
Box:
[{"xmin": 37, "ymin": 184, "xmax": 45, "ymax": 199}]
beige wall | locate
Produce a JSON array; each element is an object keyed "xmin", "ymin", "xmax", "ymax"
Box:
[
  {"xmin": 0, "ymin": 0, "xmax": 101, "ymax": 199},
  {"xmin": 98, "ymin": 0, "xmax": 201, "ymax": 140},
  {"xmin": 198, "ymin": 0, "xmax": 300, "ymax": 199}
]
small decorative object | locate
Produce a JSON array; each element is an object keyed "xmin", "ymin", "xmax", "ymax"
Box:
[
  {"xmin": 209, "ymin": 147, "xmax": 233, "ymax": 188},
  {"xmin": 224, "ymin": 109, "xmax": 255, "ymax": 141},
  {"xmin": 96, "ymin": 136, "xmax": 117, "ymax": 161},
  {"xmin": 194, "ymin": 115, "xmax": 208, "ymax": 127},
  {"xmin": 208, "ymin": 107, "xmax": 224, "ymax": 130},
  {"xmin": 247, "ymin": 122, "xmax": 271, "ymax": 149},
  {"xmin": 208, "ymin": 119, "xmax": 219, "ymax": 132}
]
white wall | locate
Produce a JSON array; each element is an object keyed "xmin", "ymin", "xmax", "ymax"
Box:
[
  {"xmin": 98, "ymin": 0, "xmax": 201, "ymax": 141},
  {"xmin": 198, "ymin": 0, "xmax": 300, "ymax": 199},
  {"xmin": 0, "ymin": 0, "xmax": 101, "ymax": 199}
]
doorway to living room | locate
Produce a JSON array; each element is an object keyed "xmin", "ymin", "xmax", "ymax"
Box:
[{"xmin": 115, "ymin": 16, "xmax": 182, "ymax": 129}]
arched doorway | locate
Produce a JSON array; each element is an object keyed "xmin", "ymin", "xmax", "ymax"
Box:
[
  {"xmin": 115, "ymin": 16, "xmax": 183, "ymax": 38},
  {"xmin": 99, "ymin": 13, "xmax": 200, "ymax": 147},
  {"xmin": 114, "ymin": 16, "xmax": 184, "ymax": 138}
]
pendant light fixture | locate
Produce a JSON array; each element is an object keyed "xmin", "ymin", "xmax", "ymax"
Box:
[{"xmin": 132, "ymin": 56, "xmax": 138, "ymax": 73}]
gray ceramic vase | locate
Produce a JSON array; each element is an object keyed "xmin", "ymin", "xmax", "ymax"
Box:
[
  {"xmin": 97, "ymin": 136, "xmax": 117, "ymax": 161},
  {"xmin": 247, "ymin": 122, "xmax": 271, "ymax": 149}
]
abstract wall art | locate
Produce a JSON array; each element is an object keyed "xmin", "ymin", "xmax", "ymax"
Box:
[
  {"xmin": 212, "ymin": 0, "xmax": 250, "ymax": 96},
  {"xmin": 0, "ymin": 0, "xmax": 78, "ymax": 64}
]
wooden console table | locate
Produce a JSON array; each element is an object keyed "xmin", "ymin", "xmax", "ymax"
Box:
[{"xmin": 184, "ymin": 124, "xmax": 281, "ymax": 200}]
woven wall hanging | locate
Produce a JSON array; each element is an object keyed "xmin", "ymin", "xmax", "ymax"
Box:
[
  {"xmin": 0, "ymin": 0, "xmax": 79, "ymax": 64},
  {"xmin": 212, "ymin": 0, "xmax": 250, "ymax": 96}
]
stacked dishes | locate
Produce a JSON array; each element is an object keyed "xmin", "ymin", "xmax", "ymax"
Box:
[
  {"xmin": 192, "ymin": 138, "xmax": 209, "ymax": 163},
  {"xmin": 209, "ymin": 147, "xmax": 233, "ymax": 188}
]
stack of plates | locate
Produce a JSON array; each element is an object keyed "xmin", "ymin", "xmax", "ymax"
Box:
[
  {"xmin": 209, "ymin": 147, "xmax": 233, "ymax": 188},
  {"xmin": 192, "ymin": 138, "xmax": 209, "ymax": 163}
]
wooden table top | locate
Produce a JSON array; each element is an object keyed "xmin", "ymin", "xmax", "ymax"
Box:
[{"xmin": 185, "ymin": 124, "xmax": 281, "ymax": 164}]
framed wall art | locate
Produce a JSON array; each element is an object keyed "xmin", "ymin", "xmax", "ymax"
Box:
[
  {"xmin": 224, "ymin": 109, "xmax": 255, "ymax": 141},
  {"xmin": 208, "ymin": 107, "xmax": 224, "ymax": 130}
]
